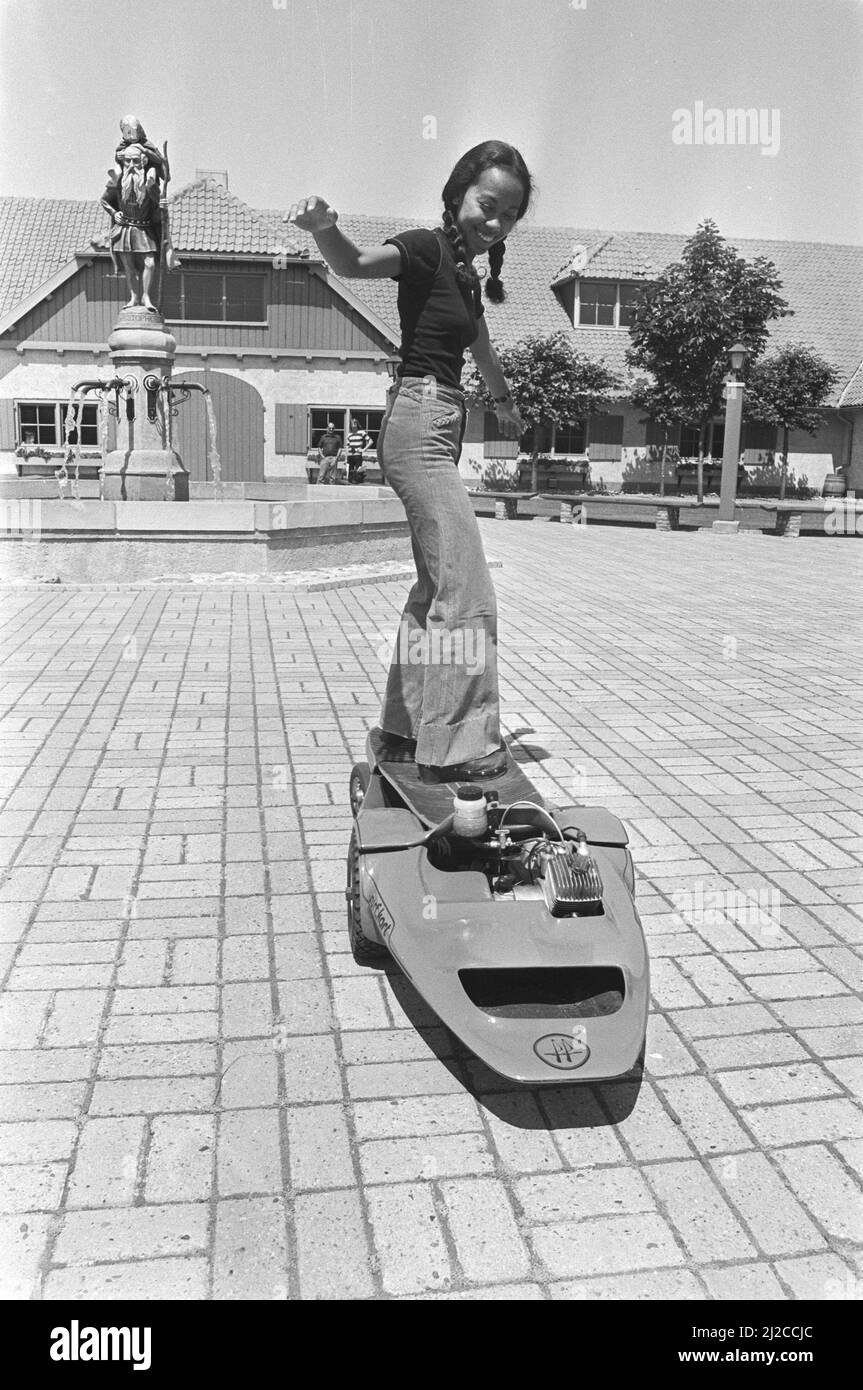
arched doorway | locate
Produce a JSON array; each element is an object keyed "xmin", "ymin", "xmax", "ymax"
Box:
[{"xmin": 171, "ymin": 369, "xmax": 265, "ymax": 483}]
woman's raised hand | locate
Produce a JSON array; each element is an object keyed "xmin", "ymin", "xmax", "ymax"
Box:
[{"xmin": 287, "ymin": 196, "xmax": 339, "ymax": 231}]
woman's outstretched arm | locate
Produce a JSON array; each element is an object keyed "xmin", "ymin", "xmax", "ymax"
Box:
[{"xmin": 287, "ymin": 196, "xmax": 401, "ymax": 279}]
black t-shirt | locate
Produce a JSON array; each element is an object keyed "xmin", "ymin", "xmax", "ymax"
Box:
[{"xmin": 384, "ymin": 227, "xmax": 484, "ymax": 389}]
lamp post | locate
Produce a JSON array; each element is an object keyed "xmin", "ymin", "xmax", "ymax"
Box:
[
  {"xmin": 385, "ymin": 358, "xmax": 400, "ymax": 381},
  {"xmin": 713, "ymin": 341, "xmax": 749, "ymax": 533}
]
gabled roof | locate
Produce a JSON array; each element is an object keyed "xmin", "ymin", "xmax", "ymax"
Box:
[{"xmin": 2, "ymin": 182, "xmax": 862, "ymax": 407}]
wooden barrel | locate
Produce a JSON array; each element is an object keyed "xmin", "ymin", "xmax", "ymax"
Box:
[{"xmin": 823, "ymin": 473, "xmax": 847, "ymax": 497}]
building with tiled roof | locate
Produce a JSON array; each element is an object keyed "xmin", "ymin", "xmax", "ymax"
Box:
[{"xmin": 2, "ymin": 178, "xmax": 861, "ymax": 490}]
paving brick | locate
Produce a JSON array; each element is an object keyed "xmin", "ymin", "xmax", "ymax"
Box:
[
  {"xmin": 517, "ymin": 1166, "xmax": 654, "ymax": 1223},
  {"xmin": 88, "ymin": 1077, "xmax": 214, "ymax": 1116},
  {"xmin": 0, "ymin": 992, "xmax": 53, "ymax": 1048},
  {"xmin": 646, "ymin": 1158, "xmax": 757, "ymax": 1261},
  {"xmin": 295, "ymin": 1189, "xmax": 375, "ymax": 1299},
  {"xmin": 643, "ymin": 1015, "xmax": 699, "ymax": 1076},
  {"xmin": 103, "ymin": 1010, "xmax": 219, "ymax": 1045},
  {"xmin": 97, "ymin": 1042, "xmax": 217, "ymax": 1077},
  {"xmin": 550, "ymin": 1269, "xmax": 704, "ymax": 1300},
  {"xmin": 359, "ymin": 1132, "xmax": 494, "ymax": 1185},
  {"xmin": 44, "ymin": 1257, "xmax": 209, "ymax": 1301},
  {"xmin": 709, "ymin": 1150, "xmax": 826, "ymax": 1256},
  {"xmin": 111, "ymin": 984, "xmax": 217, "ymax": 1015},
  {"xmin": 531, "ymin": 1211, "xmax": 684, "ymax": 1279},
  {"xmin": 53, "ymin": 1203, "xmax": 209, "ymax": 1264},
  {"xmin": 220, "ymin": 935, "xmax": 269, "ymax": 981},
  {"xmin": 345, "ymin": 1059, "xmax": 464, "ymax": 1100},
  {"xmin": 273, "ymin": 934, "xmax": 324, "ymax": 981},
  {"xmin": 773, "ymin": 1252, "xmax": 859, "ymax": 1300},
  {"xmin": 439, "ymin": 1178, "xmax": 530, "ymax": 1284},
  {"xmin": 339, "ymin": 1026, "xmax": 453, "ymax": 1067},
  {"xmin": 0, "ymin": 1213, "xmax": 52, "ymax": 1298},
  {"xmin": 212, "ymin": 1195, "xmax": 289, "ymax": 1300},
  {"xmin": 145, "ymin": 1114, "xmax": 215, "ymax": 1203},
  {"xmin": 700, "ymin": 1262, "xmax": 786, "ymax": 1300},
  {"xmin": 825, "ymin": 1055, "xmax": 863, "ymax": 1099},
  {"xmin": 0, "ymin": 1081, "xmax": 86, "ymax": 1122},
  {"xmin": 331, "ymin": 976, "xmax": 391, "ymax": 1031},
  {"xmin": 353, "ymin": 1094, "xmax": 483, "ymax": 1143},
  {"xmin": 117, "ymin": 941, "xmax": 167, "ymax": 987},
  {"xmin": 0, "ymin": 1047, "xmax": 94, "ymax": 1082},
  {"xmin": 740, "ymin": 1098, "xmax": 863, "ymax": 1147},
  {"xmin": 772, "ymin": 1143, "xmax": 863, "ymax": 1243},
  {"xmin": 43, "ymin": 990, "xmax": 107, "ymax": 1047},
  {"xmin": 275, "ymin": 979, "xmax": 333, "ymax": 1035},
  {"xmin": 655, "ymin": 1075, "xmax": 755, "ymax": 1154},
  {"xmin": 218, "ymin": 1043, "xmax": 279, "ymax": 1108},
  {"xmin": 0, "ymin": 1160, "xmax": 67, "ymax": 1213},
  {"xmin": 286, "ymin": 1103, "xmax": 355, "ymax": 1190},
  {"xmin": 66, "ymin": 1117, "xmax": 146, "ymax": 1207},
  {"xmin": 217, "ymin": 1107, "xmax": 282, "ymax": 1195},
  {"xmin": 480, "ymin": 1091, "xmax": 564, "ymax": 1173},
  {"xmin": 692, "ymin": 1032, "xmax": 809, "ymax": 1071},
  {"xmin": 277, "ymin": 1034, "xmax": 341, "ymax": 1106},
  {"xmin": 539, "ymin": 1087, "xmax": 630, "ymax": 1168},
  {"xmin": 367, "ymin": 1184, "xmax": 452, "ymax": 1295}
]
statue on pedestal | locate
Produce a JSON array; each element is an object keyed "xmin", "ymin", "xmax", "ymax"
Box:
[{"xmin": 100, "ymin": 115, "xmax": 179, "ymax": 313}]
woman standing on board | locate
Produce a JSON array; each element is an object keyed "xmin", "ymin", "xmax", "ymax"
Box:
[{"xmin": 288, "ymin": 140, "xmax": 533, "ymax": 783}]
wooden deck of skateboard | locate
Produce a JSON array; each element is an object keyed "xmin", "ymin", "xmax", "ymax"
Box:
[{"xmin": 367, "ymin": 729, "xmax": 546, "ymax": 828}]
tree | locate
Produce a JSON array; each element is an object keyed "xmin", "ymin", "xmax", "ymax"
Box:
[
  {"xmin": 464, "ymin": 330, "xmax": 621, "ymax": 492},
  {"xmin": 626, "ymin": 220, "xmax": 791, "ymax": 499},
  {"xmin": 743, "ymin": 344, "xmax": 840, "ymax": 499}
]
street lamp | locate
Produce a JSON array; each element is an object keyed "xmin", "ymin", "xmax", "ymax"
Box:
[
  {"xmin": 385, "ymin": 357, "xmax": 400, "ymax": 381},
  {"xmin": 713, "ymin": 341, "xmax": 749, "ymax": 532}
]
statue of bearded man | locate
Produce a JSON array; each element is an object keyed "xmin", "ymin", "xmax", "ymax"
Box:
[{"xmin": 101, "ymin": 142, "xmax": 161, "ymax": 310}]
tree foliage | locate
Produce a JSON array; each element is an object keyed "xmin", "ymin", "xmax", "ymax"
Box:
[
  {"xmin": 626, "ymin": 219, "xmax": 791, "ymax": 450},
  {"xmin": 744, "ymin": 343, "xmax": 839, "ymax": 437},
  {"xmin": 464, "ymin": 330, "xmax": 621, "ymax": 438}
]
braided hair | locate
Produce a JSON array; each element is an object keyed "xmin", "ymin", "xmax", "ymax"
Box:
[{"xmin": 441, "ymin": 141, "xmax": 534, "ymax": 305}]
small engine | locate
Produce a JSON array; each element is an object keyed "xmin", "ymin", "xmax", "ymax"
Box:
[{"xmin": 427, "ymin": 794, "xmax": 604, "ymax": 917}]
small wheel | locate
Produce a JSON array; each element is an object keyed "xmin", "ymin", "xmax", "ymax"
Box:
[
  {"xmin": 346, "ymin": 827, "xmax": 388, "ymax": 965},
  {"xmin": 349, "ymin": 762, "xmax": 371, "ymax": 817}
]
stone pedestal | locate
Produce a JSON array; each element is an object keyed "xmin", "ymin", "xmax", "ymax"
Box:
[{"xmin": 102, "ymin": 308, "xmax": 189, "ymax": 502}]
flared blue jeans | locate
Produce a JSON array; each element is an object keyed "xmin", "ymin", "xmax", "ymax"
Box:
[{"xmin": 377, "ymin": 375, "xmax": 501, "ymax": 766}]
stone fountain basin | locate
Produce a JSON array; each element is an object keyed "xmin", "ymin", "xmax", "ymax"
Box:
[{"xmin": 0, "ymin": 488, "xmax": 412, "ymax": 583}]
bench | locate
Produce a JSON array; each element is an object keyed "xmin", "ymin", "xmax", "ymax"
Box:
[
  {"xmin": 467, "ymin": 489, "xmax": 537, "ymax": 519},
  {"xmin": 545, "ymin": 493, "xmax": 707, "ymax": 531}
]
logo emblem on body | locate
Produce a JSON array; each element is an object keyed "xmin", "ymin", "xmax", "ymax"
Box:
[
  {"xmin": 533, "ymin": 1033, "xmax": 590, "ymax": 1070},
  {"xmin": 368, "ymin": 885, "xmax": 395, "ymax": 942}
]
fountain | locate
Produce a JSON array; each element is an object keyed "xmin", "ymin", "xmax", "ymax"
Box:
[{"xmin": 92, "ymin": 115, "xmax": 212, "ymax": 502}]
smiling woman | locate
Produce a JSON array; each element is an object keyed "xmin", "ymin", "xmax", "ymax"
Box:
[{"xmin": 287, "ymin": 141, "xmax": 535, "ymax": 782}]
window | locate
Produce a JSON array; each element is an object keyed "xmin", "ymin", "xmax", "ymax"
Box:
[
  {"xmin": 578, "ymin": 281, "xmax": 616, "ymax": 326},
  {"xmin": 163, "ymin": 270, "xmax": 266, "ymax": 322},
  {"xmin": 346, "ymin": 409, "xmax": 385, "ymax": 450},
  {"xmin": 578, "ymin": 280, "xmax": 644, "ymax": 328},
  {"xmin": 308, "ymin": 408, "xmax": 385, "ymax": 450},
  {"xmin": 554, "ymin": 419, "xmax": 587, "ymax": 454},
  {"xmin": 17, "ymin": 402, "xmax": 99, "ymax": 448},
  {"xmin": 679, "ymin": 421, "xmax": 725, "ymax": 458},
  {"xmin": 618, "ymin": 284, "xmax": 642, "ymax": 327}
]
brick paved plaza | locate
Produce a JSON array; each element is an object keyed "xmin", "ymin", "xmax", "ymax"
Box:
[{"xmin": 1, "ymin": 522, "xmax": 862, "ymax": 1301}]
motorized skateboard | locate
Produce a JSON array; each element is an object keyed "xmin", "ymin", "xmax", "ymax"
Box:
[{"xmin": 346, "ymin": 727, "xmax": 649, "ymax": 1084}]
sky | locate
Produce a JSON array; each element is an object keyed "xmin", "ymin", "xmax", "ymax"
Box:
[{"xmin": 1, "ymin": 0, "xmax": 861, "ymax": 245}]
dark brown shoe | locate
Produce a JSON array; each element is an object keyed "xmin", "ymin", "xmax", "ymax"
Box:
[
  {"xmin": 370, "ymin": 726, "xmax": 417, "ymax": 764},
  {"xmin": 418, "ymin": 745, "xmax": 509, "ymax": 784}
]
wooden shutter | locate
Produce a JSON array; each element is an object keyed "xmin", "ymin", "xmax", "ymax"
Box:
[
  {"xmin": 588, "ymin": 413, "xmax": 624, "ymax": 461},
  {"xmin": 483, "ymin": 409, "xmax": 519, "ymax": 459},
  {"xmin": 275, "ymin": 403, "xmax": 308, "ymax": 454},
  {"xmin": 0, "ymin": 398, "xmax": 16, "ymax": 450}
]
